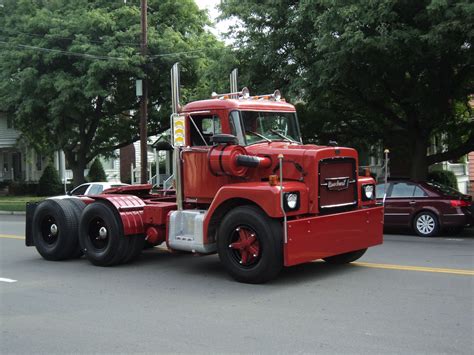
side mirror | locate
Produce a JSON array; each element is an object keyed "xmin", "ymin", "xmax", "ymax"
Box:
[
  {"xmin": 66, "ymin": 191, "xmax": 72, "ymax": 196},
  {"xmin": 210, "ymin": 134, "xmax": 238, "ymax": 145},
  {"xmin": 154, "ymin": 141, "xmax": 173, "ymax": 151}
]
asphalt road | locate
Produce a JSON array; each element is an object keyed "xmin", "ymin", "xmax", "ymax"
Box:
[{"xmin": 1, "ymin": 214, "xmax": 473, "ymax": 354}]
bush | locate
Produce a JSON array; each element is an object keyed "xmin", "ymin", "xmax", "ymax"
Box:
[
  {"xmin": 88, "ymin": 158, "xmax": 107, "ymax": 182},
  {"xmin": 37, "ymin": 165, "xmax": 63, "ymax": 196},
  {"xmin": 428, "ymin": 170, "xmax": 458, "ymax": 190},
  {"xmin": 8, "ymin": 182, "xmax": 39, "ymax": 196}
]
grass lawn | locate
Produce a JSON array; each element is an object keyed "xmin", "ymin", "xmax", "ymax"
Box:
[{"xmin": 0, "ymin": 196, "xmax": 46, "ymax": 212}]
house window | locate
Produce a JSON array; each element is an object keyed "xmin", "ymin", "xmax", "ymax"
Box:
[
  {"xmin": 6, "ymin": 117, "xmax": 14, "ymax": 129},
  {"xmin": 3, "ymin": 153, "xmax": 8, "ymax": 172},
  {"xmin": 36, "ymin": 153, "xmax": 42, "ymax": 171}
]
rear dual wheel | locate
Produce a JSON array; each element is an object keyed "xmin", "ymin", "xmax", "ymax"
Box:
[
  {"xmin": 32, "ymin": 199, "xmax": 85, "ymax": 260},
  {"xmin": 79, "ymin": 201, "xmax": 144, "ymax": 266}
]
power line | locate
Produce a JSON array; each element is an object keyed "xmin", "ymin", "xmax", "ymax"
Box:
[
  {"xmin": 0, "ymin": 28, "xmax": 141, "ymax": 47},
  {"xmin": 0, "ymin": 40, "xmax": 128, "ymax": 61}
]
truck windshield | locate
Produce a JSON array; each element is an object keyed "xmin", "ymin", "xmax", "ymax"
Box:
[{"xmin": 240, "ymin": 111, "xmax": 301, "ymax": 145}]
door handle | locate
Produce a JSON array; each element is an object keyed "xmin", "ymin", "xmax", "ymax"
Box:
[{"xmin": 409, "ymin": 201, "xmax": 416, "ymax": 205}]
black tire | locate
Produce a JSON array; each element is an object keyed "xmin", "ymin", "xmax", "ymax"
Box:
[
  {"xmin": 323, "ymin": 248, "xmax": 367, "ymax": 264},
  {"xmin": 217, "ymin": 205, "xmax": 283, "ymax": 284},
  {"xmin": 32, "ymin": 199, "xmax": 81, "ymax": 261},
  {"xmin": 122, "ymin": 234, "xmax": 146, "ymax": 263},
  {"xmin": 63, "ymin": 198, "xmax": 86, "ymax": 258},
  {"xmin": 79, "ymin": 201, "xmax": 130, "ymax": 266},
  {"xmin": 413, "ymin": 211, "xmax": 440, "ymax": 237}
]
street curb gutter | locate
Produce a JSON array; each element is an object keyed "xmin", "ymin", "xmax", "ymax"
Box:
[{"xmin": 0, "ymin": 211, "xmax": 26, "ymax": 216}]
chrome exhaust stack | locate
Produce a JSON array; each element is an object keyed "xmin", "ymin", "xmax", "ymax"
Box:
[
  {"xmin": 171, "ymin": 63, "xmax": 181, "ymax": 115},
  {"xmin": 170, "ymin": 62, "xmax": 183, "ymax": 210},
  {"xmin": 229, "ymin": 68, "xmax": 238, "ymax": 98}
]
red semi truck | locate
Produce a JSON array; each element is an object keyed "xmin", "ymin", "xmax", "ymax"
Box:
[{"xmin": 25, "ymin": 64, "xmax": 383, "ymax": 283}]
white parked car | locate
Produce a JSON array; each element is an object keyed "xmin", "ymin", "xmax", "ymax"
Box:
[{"xmin": 68, "ymin": 182, "xmax": 129, "ymax": 196}]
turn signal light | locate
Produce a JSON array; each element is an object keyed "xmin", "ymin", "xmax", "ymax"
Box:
[
  {"xmin": 269, "ymin": 175, "xmax": 279, "ymax": 186},
  {"xmin": 450, "ymin": 200, "xmax": 470, "ymax": 208}
]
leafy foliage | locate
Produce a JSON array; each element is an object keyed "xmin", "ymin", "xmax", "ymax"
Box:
[
  {"xmin": 87, "ymin": 158, "xmax": 107, "ymax": 182},
  {"xmin": 220, "ymin": 0, "xmax": 474, "ymax": 179},
  {"xmin": 427, "ymin": 170, "xmax": 458, "ymax": 190},
  {"xmin": 0, "ymin": 0, "xmax": 233, "ymax": 185},
  {"xmin": 37, "ymin": 165, "xmax": 63, "ymax": 196}
]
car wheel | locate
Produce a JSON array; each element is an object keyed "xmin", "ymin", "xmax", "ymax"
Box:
[
  {"xmin": 79, "ymin": 201, "xmax": 130, "ymax": 266},
  {"xmin": 217, "ymin": 205, "xmax": 283, "ymax": 284},
  {"xmin": 413, "ymin": 211, "xmax": 439, "ymax": 237},
  {"xmin": 32, "ymin": 199, "xmax": 81, "ymax": 261},
  {"xmin": 323, "ymin": 249, "xmax": 367, "ymax": 264}
]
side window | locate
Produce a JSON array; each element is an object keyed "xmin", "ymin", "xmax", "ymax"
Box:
[
  {"xmin": 413, "ymin": 186, "xmax": 427, "ymax": 197},
  {"xmin": 71, "ymin": 184, "xmax": 89, "ymax": 196},
  {"xmin": 190, "ymin": 115, "xmax": 221, "ymax": 146},
  {"xmin": 390, "ymin": 182, "xmax": 416, "ymax": 198},
  {"xmin": 376, "ymin": 183, "xmax": 387, "ymax": 198},
  {"xmin": 229, "ymin": 111, "xmax": 245, "ymax": 145},
  {"xmin": 88, "ymin": 184, "xmax": 103, "ymax": 195}
]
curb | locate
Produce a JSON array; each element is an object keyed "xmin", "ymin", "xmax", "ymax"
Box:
[{"xmin": 0, "ymin": 211, "xmax": 26, "ymax": 216}]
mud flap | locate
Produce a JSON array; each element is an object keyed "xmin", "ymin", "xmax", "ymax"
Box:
[{"xmin": 25, "ymin": 202, "xmax": 39, "ymax": 246}]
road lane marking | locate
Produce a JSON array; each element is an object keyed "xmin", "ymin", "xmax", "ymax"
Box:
[
  {"xmin": 1, "ymin": 233, "xmax": 472, "ymax": 276},
  {"xmin": 0, "ymin": 234, "xmax": 24, "ymax": 240},
  {"xmin": 352, "ymin": 262, "xmax": 474, "ymax": 276},
  {"xmin": 0, "ymin": 278, "xmax": 17, "ymax": 283}
]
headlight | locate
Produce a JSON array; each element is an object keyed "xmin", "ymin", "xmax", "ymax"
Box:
[
  {"xmin": 362, "ymin": 184, "xmax": 375, "ymax": 201},
  {"xmin": 284, "ymin": 192, "xmax": 300, "ymax": 211}
]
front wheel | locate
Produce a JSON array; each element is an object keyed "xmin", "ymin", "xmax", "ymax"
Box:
[
  {"xmin": 323, "ymin": 249, "xmax": 367, "ymax": 264},
  {"xmin": 217, "ymin": 205, "xmax": 283, "ymax": 284}
]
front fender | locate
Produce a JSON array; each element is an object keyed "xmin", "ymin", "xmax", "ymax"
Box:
[{"xmin": 203, "ymin": 181, "xmax": 309, "ymax": 243}]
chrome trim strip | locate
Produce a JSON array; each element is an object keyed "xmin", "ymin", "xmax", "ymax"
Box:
[{"xmin": 320, "ymin": 201, "xmax": 357, "ymax": 209}]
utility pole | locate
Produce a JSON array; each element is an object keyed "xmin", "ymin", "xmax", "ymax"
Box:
[{"xmin": 139, "ymin": 0, "xmax": 148, "ymax": 184}]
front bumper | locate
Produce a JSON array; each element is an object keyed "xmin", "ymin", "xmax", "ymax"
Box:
[{"xmin": 284, "ymin": 206, "xmax": 384, "ymax": 266}]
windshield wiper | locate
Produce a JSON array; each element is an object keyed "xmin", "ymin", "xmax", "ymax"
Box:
[
  {"xmin": 269, "ymin": 129, "xmax": 299, "ymax": 143},
  {"xmin": 246, "ymin": 130, "xmax": 271, "ymax": 142}
]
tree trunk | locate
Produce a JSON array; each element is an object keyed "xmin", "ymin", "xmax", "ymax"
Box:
[
  {"xmin": 70, "ymin": 161, "xmax": 87, "ymax": 187},
  {"xmin": 65, "ymin": 150, "xmax": 88, "ymax": 187},
  {"xmin": 409, "ymin": 137, "xmax": 429, "ymax": 181}
]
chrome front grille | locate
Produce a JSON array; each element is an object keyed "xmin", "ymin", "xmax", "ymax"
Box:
[{"xmin": 318, "ymin": 157, "xmax": 357, "ymax": 210}]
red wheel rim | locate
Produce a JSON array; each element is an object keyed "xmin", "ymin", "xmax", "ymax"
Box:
[{"xmin": 228, "ymin": 226, "xmax": 261, "ymax": 266}]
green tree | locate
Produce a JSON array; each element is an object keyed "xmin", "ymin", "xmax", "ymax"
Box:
[
  {"xmin": 37, "ymin": 165, "xmax": 63, "ymax": 196},
  {"xmin": 220, "ymin": 0, "xmax": 474, "ymax": 180},
  {"xmin": 0, "ymin": 0, "xmax": 230, "ymax": 185},
  {"xmin": 87, "ymin": 158, "xmax": 107, "ymax": 182}
]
